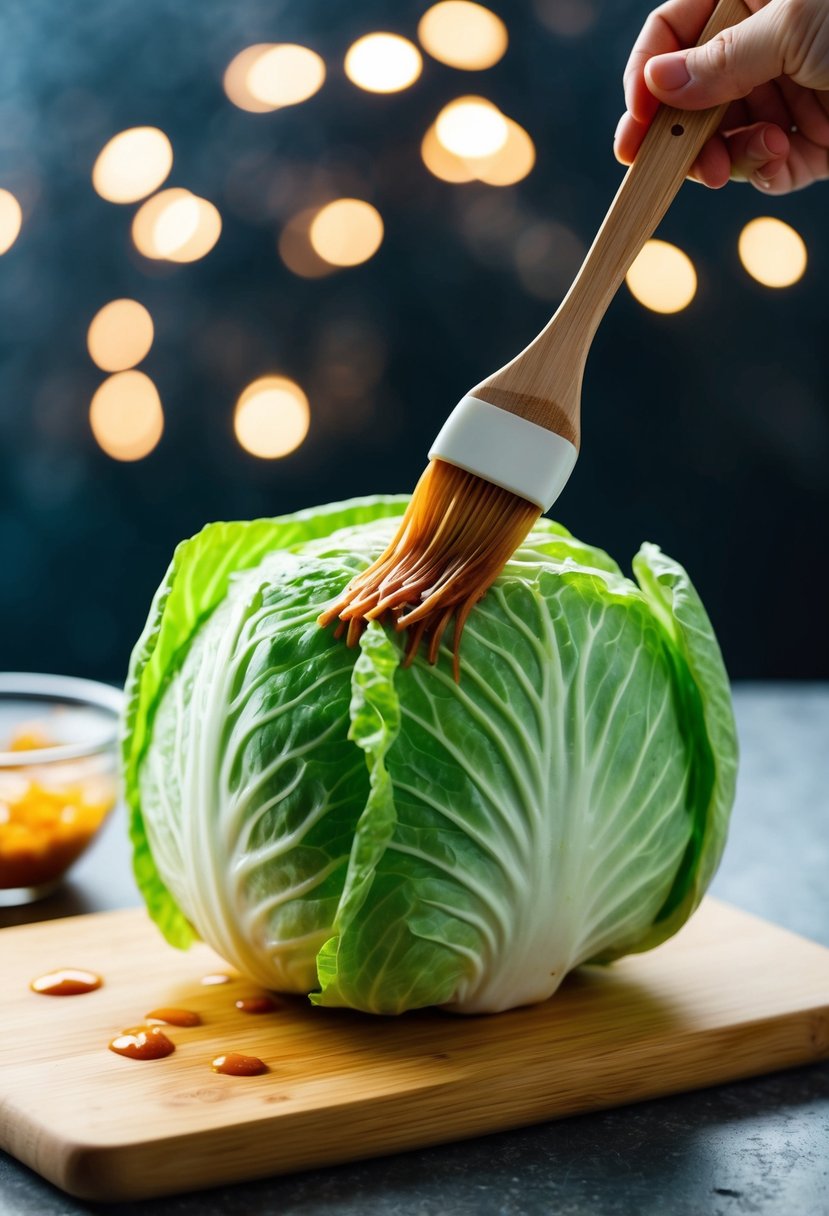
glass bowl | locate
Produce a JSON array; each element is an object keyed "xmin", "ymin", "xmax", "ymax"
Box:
[{"xmin": 0, "ymin": 673, "xmax": 122, "ymax": 906}]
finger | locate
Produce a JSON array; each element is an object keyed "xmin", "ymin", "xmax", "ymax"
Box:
[
  {"xmin": 751, "ymin": 156, "xmax": 788, "ymax": 189},
  {"xmin": 724, "ymin": 122, "xmax": 790, "ymax": 179},
  {"xmin": 791, "ymin": 130, "xmax": 829, "ymax": 183},
  {"xmin": 773, "ymin": 131, "xmax": 829, "ymax": 191},
  {"xmin": 755, "ymin": 163, "xmax": 793, "ymax": 193},
  {"xmin": 624, "ymin": 0, "xmax": 717, "ymax": 122},
  {"xmin": 613, "ymin": 112, "xmax": 649, "ymax": 165},
  {"xmin": 645, "ymin": 2, "xmax": 787, "ymax": 110},
  {"xmin": 750, "ymin": 130, "xmax": 829, "ymax": 194},
  {"xmin": 626, "ymin": 59, "xmax": 663, "ymax": 128},
  {"xmin": 688, "ymin": 133, "xmax": 732, "ymax": 187}
]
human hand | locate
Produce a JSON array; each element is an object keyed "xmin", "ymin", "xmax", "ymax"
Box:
[{"xmin": 614, "ymin": 0, "xmax": 829, "ymax": 193}]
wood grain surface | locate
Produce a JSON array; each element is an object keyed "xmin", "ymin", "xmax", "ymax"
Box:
[{"xmin": 1, "ymin": 897, "xmax": 827, "ymax": 1202}]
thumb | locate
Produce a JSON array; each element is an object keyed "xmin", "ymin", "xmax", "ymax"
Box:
[{"xmin": 645, "ymin": 2, "xmax": 786, "ymax": 109}]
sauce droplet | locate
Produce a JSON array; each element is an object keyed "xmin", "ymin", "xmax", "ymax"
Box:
[
  {"xmin": 31, "ymin": 968, "xmax": 103, "ymax": 997},
  {"xmin": 145, "ymin": 1007, "xmax": 202, "ymax": 1027},
  {"xmin": 109, "ymin": 1025, "xmax": 175, "ymax": 1060},
  {"xmin": 235, "ymin": 996, "xmax": 278, "ymax": 1014},
  {"xmin": 212, "ymin": 1052, "xmax": 268, "ymax": 1076},
  {"xmin": 201, "ymin": 973, "xmax": 233, "ymax": 986}
]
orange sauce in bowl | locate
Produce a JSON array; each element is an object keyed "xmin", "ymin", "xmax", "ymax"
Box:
[{"xmin": 0, "ymin": 725, "xmax": 116, "ymax": 890}]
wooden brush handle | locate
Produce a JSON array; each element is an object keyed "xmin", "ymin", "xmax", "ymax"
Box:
[{"xmin": 475, "ymin": 0, "xmax": 750, "ymax": 445}]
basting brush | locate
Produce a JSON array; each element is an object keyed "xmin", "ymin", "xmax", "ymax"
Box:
[{"xmin": 320, "ymin": 0, "xmax": 749, "ymax": 675}]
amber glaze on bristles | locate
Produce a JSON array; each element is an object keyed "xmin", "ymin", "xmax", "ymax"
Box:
[{"xmin": 317, "ymin": 458, "xmax": 540, "ymax": 679}]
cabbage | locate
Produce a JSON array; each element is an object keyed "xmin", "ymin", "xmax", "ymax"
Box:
[{"xmin": 122, "ymin": 496, "xmax": 737, "ymax": 1014}]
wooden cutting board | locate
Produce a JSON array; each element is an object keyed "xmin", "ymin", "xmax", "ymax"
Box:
[{"xmin": 1, "ymin": 898, "xmax": 828, "ymax": 1202}]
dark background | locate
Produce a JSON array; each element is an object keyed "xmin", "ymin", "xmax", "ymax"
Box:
[{"xmin": 0, "ymin": 0, "xmax": 826, "ymax": 683}]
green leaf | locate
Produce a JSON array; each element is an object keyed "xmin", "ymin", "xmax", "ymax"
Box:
[
  {"xmin": 122, "ymin": 496, "xmax": 408, "ymax": 949},
  {"xmin": 312, "ymin": 623, "xmax": 402, "ymax": 1009},
  {"xmin": 616, "ymin": 543, "xmax": 738, "ymax": 955}
]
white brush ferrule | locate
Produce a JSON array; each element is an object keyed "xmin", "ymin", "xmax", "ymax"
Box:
[{"xmin": 428, "ymin": 394, "xmax": 578, "ymax": 513}]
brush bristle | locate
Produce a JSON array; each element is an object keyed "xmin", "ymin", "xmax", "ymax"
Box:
[{"xmin": 317, "ymin": 459, "xmax": 541, "ymax": 677}]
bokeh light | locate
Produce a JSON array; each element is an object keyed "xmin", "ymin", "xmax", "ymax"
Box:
[
  {"xmin": 418, "ymin": 2, "xmax": 508, "ymax": 70},
  {"xmin": 738, "ymin": 217, "xmax": 807, "ymax": 288},
  {"xmin": 470, "ymin": 118, "xmax": 535, "ymax": 185},
  {"xmin": 244, "ymin": 44, "xmax": 325, "ymax": 110},
  {"xmin": 132, "ymin": 187, "xmax": 190, "ymax": 257},
  {"xmin": 533, "ymin": 0, "xmax": 598, "ymax": 37},
  {"xmin": 163, "ymin": 197, "xmax": 222, "ymax": 263},
  {"xmin": 514, "ymin": 221, "xmax": 585, "ymax": 300},
  {"xmin": 310, "ymin": 317, "xmax": 387, "ymax": 417},
  {"xmin": 89, "ymin": 370, "xmax": 164, "ymax": 461},
  {"xmin": 234, "ymin": 376, "xmax": 310, "ymax": 458},
  {"xmin": 0, "ymin": 189, "xmax": 23, "ymax": 254},
  {"xmin": 223, "ymin": 44, "xmax": 278, "ymax": 113},
  {"xmin": 309, "ymin": 199, "xmax": 384, "ymax": 268},
  {"xmin": 87, "ymin": 300, "xmax": 154, "ymax": 372},
  {"xmin": 152, "ymin": 193, "xmax": 200, "ymax": 257},
  {"xmin": 345, "ymin": 33, "xmax": 423, "ymax": 93},
  {"xmin": 92, "ymin": 127, "xmax": 173, "ymax": 204},
  {"xmin": 421, "ymin": 115, "xmax": 534, "ymax": 185},
  {"xmin": 626, "ymin": 239, "xmax": 697, "ymax": 313},
  {"xmin": 132, "ymin": 188, "xmax": 221, "ymax": 262},
  {"xmin": 421, "ymin": 123, "xmax": 476, "ymax": 182},
  {"xmin": 458, "ymin": 190, "xmax": 522, "ymax": 266},
  {"xmin": 278, "ymin": 208, "xmax": 337, "ymax": 278},
  {"xmin": 436, "ymin": 96, "xmax": 508, "ymax": 158}
]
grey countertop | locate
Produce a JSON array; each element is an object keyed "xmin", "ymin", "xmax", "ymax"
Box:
[{"xmin": 1, "ymin": 683, "xmax": 827, "ymax": 1216}]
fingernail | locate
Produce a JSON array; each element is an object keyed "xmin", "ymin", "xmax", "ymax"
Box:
[
  {"xmin": 754, "ymin": 157, "xmax": 783, "ymax": 182},
  {"xmin": 648, "ymin": 53, "xmax": 691, "ymax": 92},
  {"xmin": 761, "ymin": 126, "xmax": 788, "ymax": 157}
]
